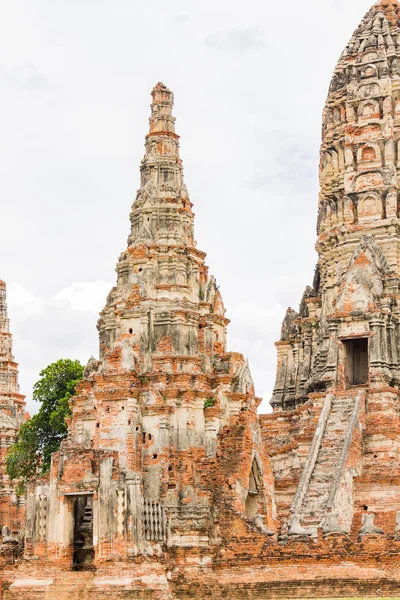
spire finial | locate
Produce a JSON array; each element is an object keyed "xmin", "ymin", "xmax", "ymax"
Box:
[
  {"xmin": 0, "ymin": 279, "xmax": 9, "ymax": 333},
  {"xmin": 138, "ymin": 83, "xmax": 182, "ymax": 193},
  {"xmin": 148, "ymin": 82, "xmax": 177, "ymax": 136}
]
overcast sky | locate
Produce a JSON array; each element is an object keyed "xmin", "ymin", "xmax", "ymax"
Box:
[{"xmin": 1, "ymin": 0, "xmax": 374, "ymax": 415}]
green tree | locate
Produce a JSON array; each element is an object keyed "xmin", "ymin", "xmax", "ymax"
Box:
[{"xmin": 6, "ymin": 358, "xmax": 84, "ymax": 494}]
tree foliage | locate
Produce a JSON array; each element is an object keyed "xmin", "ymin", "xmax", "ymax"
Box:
[{"xmin": 6, "ymin": 358, "xmax": 84, "ymax": 494}]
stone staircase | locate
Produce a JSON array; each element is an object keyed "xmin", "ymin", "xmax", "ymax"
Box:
[{"xmin": 289, "ymin": 391, "xmax": 363, "ymax": 534}]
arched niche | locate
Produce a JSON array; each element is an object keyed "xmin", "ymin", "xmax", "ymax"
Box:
[
  {"xmin": 362, "ymin": 147, "xmax": 376, "ymax": 161},
  {"xmin": 357, "ymin": 144, "xmax": 381, "ymax": 168},
  {"xmin": 321, "ymin": 152, "xmax": 333, "ymax": 177},
  {"xmin": 358, "ymin": 99, "xmax": 380, "ymax": 119},
  {"xmin": 361, "ymin": 64, "xmax": 378, "ymax": 79},
  {"xmin": 358, "ymin": 192, "xmax": 383, "ymax": 223},
  {"xmin": 322, "ymin": 150, "xmax": 339, "ymax": 177}
]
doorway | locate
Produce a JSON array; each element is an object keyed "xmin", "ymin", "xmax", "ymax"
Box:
[
  {"xmin": 344, "ymin": 338, "xmax": 369, "ymax": 386},
  {"xmin": 72, "ymin": 495, "xmax": 94, "ymax": 571}
]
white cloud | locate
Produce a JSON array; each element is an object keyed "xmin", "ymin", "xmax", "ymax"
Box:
[
  {"xmin": 7, "ymin": 282, "xmax": 105, "ymax": 416},
  {"xmin": 0, "ymin": 63, "xmax": 52, "ymax": 90},
  {"xmin": 227, "ymin": 300, "xmax": 285, "ymax": 414},
  {"xmin": 55, "ymin": 280, "xmax": 111, "ymax": 312},
  {"xmin": 205, "ymin": 28, "xmax": 266, "ymax": 50},
  {"xmin": 7, "ymin": 282, "xmax": 37, "ymax": 307}
]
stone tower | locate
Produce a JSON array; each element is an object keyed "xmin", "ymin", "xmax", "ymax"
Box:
[
  {"xmin": 22, "ymin": 83, "xmax": 276, "ymax": 573},
  {"xmin": 9, "ymin": 5, "xmax": 400, "ymax": 597},
  {"xmin": 0, "ymin": 280, "xmax": 26, "ymax": 537},
  {"xmin": 266, "ymin": 0, "xmax": 400, "ymax": 536}
]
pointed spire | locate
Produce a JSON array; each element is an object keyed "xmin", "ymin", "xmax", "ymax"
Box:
[
  {"xmin": 387, "ymin": 32, "xmax": 396, "ymax": 54},
  {"xmin": 0, "ymin": 280, "xmax": 18, "ymax": 390},
  {"xmin": 139, "ymin": 82, "xmax": 184, "ymax": 195},
  {"xmin": 0, "ymin": 279, "xmax": 25, "ymax": 537},
  {"xmin": 0, "ymin": 281, "xmax": 24, "ymax": 397},
  {"xmin": 373, "ymin": 14, "xmax": 383, "ymax": 32},
  {"xmin": 99, "ymin": 85, "xmax": 228, "ymax": 368},
  {"xmin": 0, "ymin": 280, "xmax": 10, "ymax": 334},
  {"xmin": 148, "ymin": 82, "xmax": 177, "ymax": 137},
  {"xmin": 130, "ymin": 83, "xmax": 193, "ymax": 250}
]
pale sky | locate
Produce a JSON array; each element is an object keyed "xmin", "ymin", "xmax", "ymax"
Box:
[{"xmin": 1, "ymin": 0, "xmax": 374, "ymax": 415}]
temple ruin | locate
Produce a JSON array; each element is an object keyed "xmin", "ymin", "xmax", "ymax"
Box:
[
  {"xmin": 4, "ymin": 1, "xmax": 400, "ymax": 597},
  {"xmin": 0, "ymin": 281, "xmax": 26, "ymax": 562}
]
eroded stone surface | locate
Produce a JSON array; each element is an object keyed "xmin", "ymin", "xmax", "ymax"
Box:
[
  {"xmin": 1, "ymin": 83, "xmax": 277, "ymax": 598},
  {"xmin": 6, "ymin": 2, "xmax": 400, "ymax": 597},
  {"xmin": 0, "ymin": 280, "xmax": 26, "ymax": 562}
]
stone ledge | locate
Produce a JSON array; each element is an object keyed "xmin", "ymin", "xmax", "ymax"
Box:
[
  {"xmin": 93, "ymin": 577, "xmax": 133, "ymax": 586},
  {"xmin": 9, "ymin": 579, "xmax": 53, "ymax": 588}
]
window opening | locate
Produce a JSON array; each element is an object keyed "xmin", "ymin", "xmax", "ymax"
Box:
[{"xmin": 344, "ymin": 338, "xmax": 368, "ymax": 385}]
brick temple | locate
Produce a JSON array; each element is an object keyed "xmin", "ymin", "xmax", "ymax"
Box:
[
  {"xmin": 4, "ymin": 1, "xmax": 400, "ymax": 597},
  {"xmin": 0, "ymin": 281, "xmax": 26, "ymax": 551}
]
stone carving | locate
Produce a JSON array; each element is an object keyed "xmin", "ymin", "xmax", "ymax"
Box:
[
  {"xmin": 101, "ymin": 336, "xmax": 140, "ymax": 373},
  {"xmin": 117, "ymin": 490, "xmax": 125, "ymax": 537},
  {"xmin": 321, "ymin": 512, "xmax": 340, "ymax": 534},
  {"xmin": 135, "ymin": 181, "xmax": 157, "ymax": 207},
  {"xmin": 234, "ymin": 360, "xmax": 255, "ymax": 395},
  {"xmin": 204, "ymin": 276, "xmax": 217, "ymax": 304},
  {"xmin": 336, "ymin": 236, "xmax": 388, "ymax": 312},
  {"xmin": 359, "ymin": 513, "xmax": 384, "ymax": 536},
  {"xmin": 395, "ymin": 511, "xmax": 400, "ymax": 535},
  {"xmin": 287, "ymin": 515, "xmax": 317, "ymax": 537},
  {"xmin": 253, "ymin": 514, "xmax": 275, "ymax": 536},
  {"xmin": 280, "ymin": 308, "xmax": 299, "ymax": 342},
  {"xmin": 136, "ymin": 223, "xmax": 153, "ymax": 245},
  {"xmin": 348, "ymin": 235, "xmax": 389, "ymax": 276},
  {"xmin": 38, "ymin": 494, "xmax": 47, "ymax": 541},
  {"xmin": 1, "ymin": 526, "xmax": 21, "ymax": 565},
  {"xmin": 299, "ymin": 286, "xmax": 315, "ymax": 318},
  {"xmin": 84, "ymin": 356, "xmax": 99, "ymax": 378},
  {"xmin": 2, "ymin": 526, "xmax": 14, "ymax": 543}
]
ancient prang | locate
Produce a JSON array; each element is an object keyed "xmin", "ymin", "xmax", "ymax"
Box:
[
  {"xmin": 0, "ymin": 281, "xmax": 26, "ymax": 559},
  {"xmin": 5, "ymin": 1, "xmax": 400, "ymax": 597}
]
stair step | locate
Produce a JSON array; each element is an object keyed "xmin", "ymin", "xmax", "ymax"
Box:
[{"xmin": 296, "ymin": 394, "xmax": 358, "ymax": 521}]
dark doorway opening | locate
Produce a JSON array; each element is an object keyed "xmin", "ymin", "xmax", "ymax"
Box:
[
  {"xmin": 73, "ymin": 495, "xmax": 94, "ymax": 571},
  {"xmin": 344, "ymin": 338, "xmax": 369, "ymax": 386}
]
